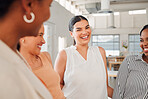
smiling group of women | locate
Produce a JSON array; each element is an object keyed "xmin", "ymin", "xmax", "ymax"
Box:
[{"xmin": 0, "ymin": 0, "xmax": 147, "ymax": 99}]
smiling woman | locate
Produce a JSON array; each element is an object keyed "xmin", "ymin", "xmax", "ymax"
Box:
[
  {"xmin": 54, "ymin": 15, "xmax": 113, "ymax": 99},
  {"xmin": 113, "ymin": 24, "xmax": 148, "ymax": 99},
  {"xmin": 18, "ymin": 25, "xmax": 65, "ymax": 99},
  {"xmin": 18, "ymin": 25, "xmax": 46, "ymax": 56}
]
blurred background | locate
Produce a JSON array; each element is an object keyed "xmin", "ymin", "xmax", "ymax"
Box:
[{"xmin": 41, "ymin": 1, "xmax": 148, "ymax": 98}]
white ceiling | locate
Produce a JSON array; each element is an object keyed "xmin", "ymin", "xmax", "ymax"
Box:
[{"xmin": 68, "ymin": 0, "xmax": 148, "ymax": 15}]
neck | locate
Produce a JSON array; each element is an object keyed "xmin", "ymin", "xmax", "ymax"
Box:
[
  {"xmin": 75, "ymin": 44, "xmax": 89, "ymax": 51},
  {"xmin": 20, "ymin": 49, "xmax": 41, "ymax": 69},
  {"xmin": 75, "ymin": 44, "xmax": 89, "ymax": 61},
  {"xmin": 0, "ymin": 19, "xmax": 20, "ymax": 51},
  {"xmin": 143, "ymin": 54, "xmax": 148, "ymax": 63},
  {"xmin": 20, "ymin": 50, "xmax": 37, "ymax": 63}
]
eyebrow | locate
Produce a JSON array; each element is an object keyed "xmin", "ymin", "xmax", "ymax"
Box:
[
  {"xmin": 76, "ymin": 27, "xmax": 81, "ymax": 30},
  {"xmin": 86, "ymin": 25, "xmax": 89, "ymax": 27},
  {"xmin": 39, "ymin": 32, "xmax": 44, "ymax": 35},
  {"xmin": 75, "ymin": 25, "xmax": 90, "ymax": 29},
  {"xmin": 140, "ymin": 37, "xmax": 148, "ymax": 39}
]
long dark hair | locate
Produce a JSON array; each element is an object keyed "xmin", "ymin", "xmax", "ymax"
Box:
[
  {"xmin": 0, "ymin": 0, "xmax": 15, "ymax": 18},
  {"xmin": 140, "ymin": 24, "xmax": 148, "ymax": 36},
  {"xmin": 69, "ymin": 15, "xmax": 89, "ymax": 45}
]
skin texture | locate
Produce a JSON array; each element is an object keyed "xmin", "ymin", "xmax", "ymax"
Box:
[
  {"xmin": 19, "ymin": 25, "xmax": 49, "ymax": 69},
  {"xmin": 0, "ymin": 0, "xmax": 53, "ymax": 51},
  {"xmin": 19, "ymin": 26, "xmax": 67, "ymax": 99},
  {"xmin": 54, "ymin": 19, "xmax": 113, "ymax": 98},
  {"xmin": 140, "ymin": 28, "xmax": 148, "ymax": 63},
  {"xmin": 20, "ymin": 25, "xmax": 45, "ymax": 55}
]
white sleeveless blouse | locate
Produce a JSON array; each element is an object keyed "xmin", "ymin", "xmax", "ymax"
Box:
[{"xmin": 62, "ymin": 46, "xmax": 108, "ymax": 99}]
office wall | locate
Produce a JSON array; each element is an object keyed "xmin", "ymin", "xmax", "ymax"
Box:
[
  {"xmin": 44, "ymin": 1, "xmax": 147, "ymax": 62},
  {"xmin": 45, "ymin": 1, "xmax": 74, "ymax": 64},
  {"xmin": 88, "ymin": 12, "xmax": 147, "ymax": 51},
  {"xmin": 91, "ymin": 12, "xmax": 147, "ymax": 29}
]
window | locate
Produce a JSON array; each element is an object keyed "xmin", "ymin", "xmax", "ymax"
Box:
[
  {"xmin": 58, "ymin": 36, "xmax": 67, "ymax": 52},
  {"xmin": 129, "ymin": 9, "xmax": 146, "ymax": 15},
  {"xmin": 91, "ymin": 34, "xmax": 120, "ymax": 56},
  {"xmin": 128, "ymin": 34, "xmax": 141, "ymax": 55}
]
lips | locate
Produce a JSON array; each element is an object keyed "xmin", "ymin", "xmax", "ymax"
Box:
[
  {"xmin": 81, "ymin": 35, "xmax": 89, "ymax": 39},
  {"xmin": 37, "ymin": 45, "xmax": 42, "ymax": 50}
]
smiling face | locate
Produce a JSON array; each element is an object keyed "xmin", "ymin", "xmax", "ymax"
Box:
[
  {"xmin": 22, "ymin": 25, "xmax": 45, "ymax": 55},
  {"xmin": 70, "ymin": 20, "xmax": 91, "ymax": 46},
  {"xmin": 140, "ymin": 28, "xmax": 148, "ymax": 56}
]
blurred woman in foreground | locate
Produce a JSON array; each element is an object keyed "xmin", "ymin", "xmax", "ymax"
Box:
[{"xmin": 0, "ymin": 0, "xmax": 53, "ymax": 98}]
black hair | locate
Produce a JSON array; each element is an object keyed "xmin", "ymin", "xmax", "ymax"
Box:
[
  {"xmin": 69, "ymin": 15, "xmax": 89, "ymax": 45},
  {"xmin": 17, "ymin": 42, "xmax": 20, "ymax": 51},
  {"xmin": 140, "ymin": 24, "xmax": 148, "ymax": 36},
  {"xmin": 0, "ymin": 0, "xmax": 15, "ymax": 18},
  {"xmin": 69, "ymin": 15, "xmax": 89, "ymax": 32}
]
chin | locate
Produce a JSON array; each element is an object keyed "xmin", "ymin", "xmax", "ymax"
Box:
[
  {"xmin": 85, "ymin": 40, "xmax": 90, "ymax": 44},
  {"xmin": 144, "ymin": 53, "xmax": 148, "ymax": 57},
  {"xmin": 35, "ymin": 51, "xmax": 41, "ymax": 56}
]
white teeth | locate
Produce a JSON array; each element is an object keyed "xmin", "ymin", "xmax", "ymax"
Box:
[
  {"xmin": 82, "ymin": 36, "xmax": 88, "ymax": 39},
  {"xmin": 37, "ymin": 45, "xmax": 41, "ymax": 48},
  {"xmin": 144, "ymin": 49, "xmax": 148, "ymax": 51}
]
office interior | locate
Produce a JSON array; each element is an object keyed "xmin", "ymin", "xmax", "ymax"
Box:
[{"xmin": 41, "ymin": 0, "xmax": 148, "ymax": 93}]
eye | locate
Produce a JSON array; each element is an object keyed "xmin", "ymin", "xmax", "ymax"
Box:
[
  {"xmin": 76, "ymin": 29, "xmax": 81, "ymax": 31},
  {"xmin": 75, "ymin": 28, "xmax": 81, "ymax": 31},
  {"xmin": 86, "ymin": 26, "xmax": 90, "ymax": 29},
  {"xmin": 38, "ymin": 33, "xmax": 43, "ymax": 36},
  {"xmin": 140, "ymin": 39, "xmax": 143, "ymax": 42}
]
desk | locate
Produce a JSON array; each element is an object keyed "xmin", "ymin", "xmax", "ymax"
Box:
[
  {"xmin": 108, "ymin": 71, "xmax": 118, "ymax": 77},
  {"xmin": 107, "ymin": 56, "xmax": 125, "ymax": 62},
  {"xmin": 109, "ymin": 61, "xmax": 122, "ymax": 70}
]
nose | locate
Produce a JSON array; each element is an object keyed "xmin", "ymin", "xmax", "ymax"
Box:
[
  {"xmin": 143, "ymin": 41, "xmax": 148, "ymax": 46},
  {"xmin": 41, "ymin": 37, "xmax": 45, "ymax": 44},
  {"xmin": 82, "ymin": 29, "xmax": 87, "ymax": 35}
]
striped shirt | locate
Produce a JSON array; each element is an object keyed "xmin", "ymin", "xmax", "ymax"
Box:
[{"xmin": 112, "ymin": 54, "xmax": 148, "ymax": 99}]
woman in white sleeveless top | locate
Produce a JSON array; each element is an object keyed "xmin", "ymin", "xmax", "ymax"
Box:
[{"xmin": 54, "ymin": 15, "xmax": 113, "ymax": 99}]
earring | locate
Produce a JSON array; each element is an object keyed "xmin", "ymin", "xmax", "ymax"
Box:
[
  {"xmin": 22, "ymin": 39, "xmax": 25, "ymax": 43},
  {"xmin": 23, "ymin": 12, "xmax": 35, "ymax": 23}
]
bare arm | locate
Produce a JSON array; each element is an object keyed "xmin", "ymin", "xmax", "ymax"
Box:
[
  {"xmin": 99, "ymin": 47, "xmax": 113, "ymax": 98},
  {"xmin": 54, "ymin": 50, "xmax": 67, "ymax": 89}
]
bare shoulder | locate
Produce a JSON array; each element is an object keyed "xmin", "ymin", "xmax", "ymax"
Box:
[
  {"xmin": 98, "ymin": 46, "xmax": 105, "ymax": 54},
  {"xmin": 54, "ymin": 49, "xmax": 67, "ymax": 71},
  {"xmin": 42, "ymin": 51, "xmax": 51, "ymax": 56},
  {"xmin": 58, "ymin": 49, "xmax": 67, "ymax": 60},
  {"xmin": 42, "ymin": 51, "xmax": 51, "ymax": 59},
  {"xmin": 41, "ymin": 51, "xmax": 53, "ymax": 65}
]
